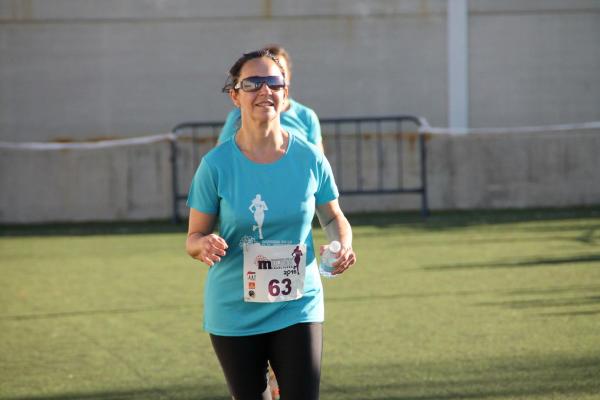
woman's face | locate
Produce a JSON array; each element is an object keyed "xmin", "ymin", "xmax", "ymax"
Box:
[{"xmin": 230, "ymin": 57, "xmax": 288, "ymax": 124}]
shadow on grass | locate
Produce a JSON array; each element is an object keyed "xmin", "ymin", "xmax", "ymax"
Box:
[
  {"xmin": 0, "ymin": 220, "xmax": 188, "ymax": 237},
  {"xmin": 540, "ymin": 309, "xmax": 600, "ymax": 317},
  {"xmin": 2, "ymin": 208, "xmax": 599, "ymax": 237},
  {"xmin": 3, "ymin": 385, "xmax": 230, "ymax": 400},
  {"xmin": 577, "ymin": 227, "xmax": 599, "ymax": 244},
  {"xmin": 472, "ymin": 284, "xmax": 600, "ymax": 318},
  {"xmin": 352, "ymin": 231, "xmax": 586, "ymax": 248},
  {"xmin": 517, "ymin": 224, "xmax": 599, "ymax": 240},
  {"xmin": 6, "ymin": 355, "xmax": 598, "ymax": 400},
  {"xmin": 504, "ymin": 284, "xmax": 600, "ymax": 296},
  {"xmin": 345, "ymin": 207, "xmax": 600, "ymax": 231},
  {"xmin": 0, "ymin": 303, "xmax": 199, "ymax": 322},
  {"xmin": 423, "ymin": 254, "xmax": 600, "ymax": 271},
  {"xmin": 319, "ymin": 355, "xmax": 600, "ymax": 400},
  {"xmin": 477, "ymin": 295, "xmax": 600, "ymax": 310}
]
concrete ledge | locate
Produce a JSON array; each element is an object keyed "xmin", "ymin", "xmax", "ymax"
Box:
[
  {"xmin": 426, "ymin": 130, "xmax": 600, "ymax": 210},
  {"xmin": 470, "ymin": 0, "xmax": 600, "ymax": 14},
  {"xmin": 0, "ymin": 142, "xmax": 173, "ymax": 223},
  {"xmin": 2, "ymin": 130, "xmax": 599, "ymax": 223}
]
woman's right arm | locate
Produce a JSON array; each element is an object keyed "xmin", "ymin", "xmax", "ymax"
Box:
[{"xmin": 186, "ymin": 208, "xmax": 228, "ymax": 267}]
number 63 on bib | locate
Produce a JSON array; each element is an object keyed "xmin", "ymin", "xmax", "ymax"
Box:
[{"xmin": 243, "ymin": 243, "xmax": 306, "ymax": 303}]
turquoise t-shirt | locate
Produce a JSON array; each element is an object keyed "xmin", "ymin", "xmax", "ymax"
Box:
[
  {"xmin": 218, "ymin": 99, "xmax": 322, "ymax": 146},
  {"xmin": 187, "ymin": 134, "xmax": 338, "ymax": 336}
]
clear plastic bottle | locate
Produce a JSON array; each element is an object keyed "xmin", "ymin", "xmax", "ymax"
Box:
[{"xmin": 319, "ymin": 240, "xmax": 341, "ymax": 278}]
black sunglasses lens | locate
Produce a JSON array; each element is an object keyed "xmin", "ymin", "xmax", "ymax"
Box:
[
  {"xmin": 240, "ymin": 76, "xmax": 285, "ymax": 92},
  {"xmin": 265, "ymin": 76, "xmax": 285, "ymax": 90},
  {"xmin": 241, "ymin": 80, "xmax": 260, "ymax": 92}
]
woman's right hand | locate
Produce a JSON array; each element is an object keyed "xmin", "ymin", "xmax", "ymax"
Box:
[
  {"xmin": 186, "ymin": 209, "xmax": 228, "ymax": 267},
  {"xmin": 187, "ymin": 233, "xmax": 228, "ymax": 267}
]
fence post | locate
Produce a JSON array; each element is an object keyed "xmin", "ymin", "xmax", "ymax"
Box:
[
  {"xmin": 419, "ymin": 131, "xmax": 429, "ymax": 217},
  {"xmin": 170, "ymin": 136, "xmax": 180, "ymax": 224}
]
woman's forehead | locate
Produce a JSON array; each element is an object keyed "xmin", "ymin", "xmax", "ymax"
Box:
[{"xmin": 239, "ymin": 57, "xmax": 283, "ymax": 78}]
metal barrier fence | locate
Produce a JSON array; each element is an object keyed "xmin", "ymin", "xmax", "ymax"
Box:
[{"xmin": 170, "ymin": 115, "xmax": 428, "ymax": 223}]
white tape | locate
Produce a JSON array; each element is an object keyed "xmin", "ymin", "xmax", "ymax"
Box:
[
  {"xmin": 2, "ymin": 120, "xmax": 599, "ymax": 151},
  {"xmin": 0, "ymin": 132, "xmax": 177, "ymax": 151},
  {"xmin": 419, "ymin": 120, "xmax": 600, "ymax": 135}
]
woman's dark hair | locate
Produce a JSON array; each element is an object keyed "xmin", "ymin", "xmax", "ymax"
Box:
[{"xmin": 221, "ymin": 49, "xmax": 286, "ymax": 93}]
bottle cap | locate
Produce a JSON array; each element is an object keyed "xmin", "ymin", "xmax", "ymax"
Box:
[{"xmin": 329, "ymin": 240, "xmax": 341, "ymax": 253}]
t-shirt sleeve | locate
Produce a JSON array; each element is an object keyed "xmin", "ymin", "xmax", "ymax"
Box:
[
  {"xmin": 187, "ymin": 157, "xmax": 219, "ymax": 214},
  {"xmin": 315, "ymin": 153, "xmax": 339, "ymax": 205},
  {"xmin": 217, "ymin": 109, "xmax": 241, "ymax": 144},
  {"xmin": 305, "ymin": 108, "xmax": 322, "ymax": 146}
]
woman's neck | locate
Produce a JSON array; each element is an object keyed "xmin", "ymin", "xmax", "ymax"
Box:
[{"xmin": 236, "ymin": 122, "xmax": 289, "ymax": 164}]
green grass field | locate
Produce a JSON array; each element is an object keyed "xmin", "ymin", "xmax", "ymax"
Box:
[{"xmin": 1, "ymin": 209, "xmax": 599, "ymax": 400}]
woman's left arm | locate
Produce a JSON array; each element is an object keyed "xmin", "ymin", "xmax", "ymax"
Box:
[{"xmin": 315, "ymin": 199, "xmax": 357, "ymax": 275}]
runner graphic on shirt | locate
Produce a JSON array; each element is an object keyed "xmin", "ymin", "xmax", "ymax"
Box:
[
  {"xmin": 249, "ymin": 194, "xmax": 268, "ymax": 240},
  {"xmin": 292, "ymin": 245, "xmax": 303, "ymax": 275}
]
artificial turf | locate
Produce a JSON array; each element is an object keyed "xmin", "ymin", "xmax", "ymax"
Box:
[{"xmin": 1, "ymin": 208, "xmax": 599, "ymax": 400}]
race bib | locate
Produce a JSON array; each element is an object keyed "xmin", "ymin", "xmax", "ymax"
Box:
[{"xmin": 243, "ymin": 243, "xmax": 306, "ymax": 303}]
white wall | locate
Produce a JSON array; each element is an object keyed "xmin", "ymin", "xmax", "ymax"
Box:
[
  {"xmin": 0, "ymin": 0, "xmax": 448, "ymax": 142},
  {"xmin": 4, "ymin": 1, "xmax": 598, "ymax": 143}
]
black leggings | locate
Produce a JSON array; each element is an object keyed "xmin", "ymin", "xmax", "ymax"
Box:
[{"xmin": 210, "ymin": 322, "xmax": 323, "ymax": 400}]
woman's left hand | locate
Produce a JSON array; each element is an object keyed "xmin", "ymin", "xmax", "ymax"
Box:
[{"xmin": 320, "ymin": 244, "xmax": 357, "ymax": 275}]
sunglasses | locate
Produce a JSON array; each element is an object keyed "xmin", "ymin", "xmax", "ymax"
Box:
[{"xmin": 234, "ymin": 76, "xmax": 286, "ymax": 92}]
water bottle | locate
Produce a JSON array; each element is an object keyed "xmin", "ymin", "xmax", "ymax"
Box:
[{"xmin": 319, "ymin": 240, "xmax": 341, "ymax": 278}]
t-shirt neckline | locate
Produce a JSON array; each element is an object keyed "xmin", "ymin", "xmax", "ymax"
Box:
[{"xmin": 231, "ymin": 131, "xmax": 293, "ymax": 166}]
